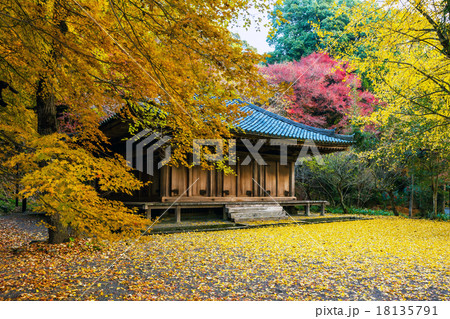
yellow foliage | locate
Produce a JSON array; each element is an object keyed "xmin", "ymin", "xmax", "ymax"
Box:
[
  {"xmin": 6, "ymin": 132, "xmax": 148, "ymax": 240},
  {"xmin": 322, "ymin": 0, "xmax": 450, "ymax": 156},
  {"xmin": 1, "ymin": 217, "xmax": 449, "ymax": 300},
  {"xmin": 0, "ymin": 0, "xmax": 273, "ymax": 240}
]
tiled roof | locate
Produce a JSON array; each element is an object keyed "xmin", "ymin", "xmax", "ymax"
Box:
[
  {"xmin": 101, "ymin": 99, "xmax": 353, "ymax": 144},
  {"xmin": 230, "ymin": 100, "xmax": 353, "ymax": 144}
]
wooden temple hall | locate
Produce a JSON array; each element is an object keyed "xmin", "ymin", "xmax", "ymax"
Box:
[{"xmin": 101, "ymin": 100, "xmax": 353, "ymax": 223}]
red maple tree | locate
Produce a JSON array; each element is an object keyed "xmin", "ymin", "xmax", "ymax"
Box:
[{"xmin": 260, "ymin": 52, "xmax": 377, "ymax": 132}]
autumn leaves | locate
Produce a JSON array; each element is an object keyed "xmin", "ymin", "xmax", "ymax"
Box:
[{"xmin": 1, "ymin": 217, "xmax": 449, "ymax": 300}]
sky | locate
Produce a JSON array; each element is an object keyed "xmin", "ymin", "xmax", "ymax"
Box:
[{"xmin": 229, "ymin": 8, "xmax": 274, "ymax": 54}]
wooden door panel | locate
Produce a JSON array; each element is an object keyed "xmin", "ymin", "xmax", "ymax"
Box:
[
  {"xmin": 190, "ymin": 166, "xmax": 210, "ymax": 196},
  {"xmin": 278, "ymin": 164, "xmax": 290, "ymax": 197},
  {"xmin": 265, "ymin": 161, "xmax": 277, "ymax": 197},
  {"xmin": 222, "ymin": 166, "xmax": 236, "ymax": 197},
  {"xmin": 170, "ymin": 166, "xmax": 187, "ymax": 197},
  {"xmin": 239, "ymin": 163, "xmax": 253, "ymax": 196}
]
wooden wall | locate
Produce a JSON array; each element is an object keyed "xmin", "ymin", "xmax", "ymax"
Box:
[{"xmin": 159, "ymin": 159, "xmax": 296, "ymax": 202}]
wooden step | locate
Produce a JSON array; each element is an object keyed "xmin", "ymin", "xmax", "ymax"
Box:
[
  {"xmin": 225, "ymin": 204, "xmax": 288, "ymax": 222},
  {"xmin": 227, "ymin": 206, "xmax": 284, "ymax": 213},
  {"xmin": 229, "ymin": 211, "xmax": 285, "ymax": 219}
]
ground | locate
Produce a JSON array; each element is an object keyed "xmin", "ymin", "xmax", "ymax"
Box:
[{"xmin": 0, "ymin": 214, "xmax": 449, "ymax": 300}]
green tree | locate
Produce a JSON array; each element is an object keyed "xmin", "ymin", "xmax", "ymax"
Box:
[
  {"xmin": 409, "ymin": 149, "xmax": 449, "ymax": 217},
  {"xmin": 267, "ymin": 0, "xmax": 359, "ymax": 63},
  {"xmin": 306, "ymin": 152, "xmax": 360, "ymax": 214}
]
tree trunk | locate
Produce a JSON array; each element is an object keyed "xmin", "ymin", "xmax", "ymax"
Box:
[
  {"xmin": 431, "ymin": 178, "xmax": 438, "ymax": 218},
  {"xmin": 48, "ymin": 214, "xmax": 70, "ymax": 244},
  {"xmin": 357, "ymin": 186, "xmax": 361, "ymax": 208},
  {"xmin": 21, "ymin": 198, "xmax": 27, "ymax": 213},
  {"xmin": 36, "ymin": 77, "xmax": 70, "ymax": 244},
  {"xmin": 15, "ymin": 185, "xmax": 19, "ymax": 207},
  {"xmin": 441, "ymin": 184, "xmax": 446, "ymax": 215},
  {"xmin": 388, "ymin": 190, "xmax": 399, "ymax": 216},
  {"xmin": 338, "ymin": 188, "xmax": 348, "ymax": 214},
  {"xmin": 36, "ymin": 78, "xmax": 57, "ymax": 135},
  {"xmin": 409, "ymin": 174, "xmax": 414, "ymax": 218},
  {"xmin": 15, "ymin": 164, "xmax": 19, "ymax": 207},
  {"xmin": 304, "ymin": 186, "xmax": 312, "ymax": 201}
]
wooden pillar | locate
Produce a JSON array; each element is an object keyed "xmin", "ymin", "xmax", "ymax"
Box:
[
  {"xmin": 252, "ymin": 161, "xmax": 257, "ymax": 197},
  {"xmin": 175, "ymin": 206, "xmax": 181, "ymax": 223},
  {"xmin": 187, "ymin": 167, "xmax": 192, "ymax": 197},
  {"xmin": 207, "ymin": 170, "xmax": 212, "ymax": 197},
  {"xmin": 236, "ymin": 162, "xmax": 240, "ymax": 197},
  {"xmin": 144, "ymin": 205, "xmax": 152, "ymax": 219},
  {"xmin": 161, "ymin": 166, "xmax": 170, "ymax": 197},
  {"xmin": 305, "ymin": 204, "xmax": 310, "ymax": 216},
  {"xmin": 289, "ymin": 161, "xmax": 295, "ymax": 197},
  {"xmin": 223, "ymin": 206, "xmax": 228, "ymax": 220},
  {"xmin": 320, "ymin": 203, "xmax": 325, "ymax": 216},
  {"xmin": 275, "ymin": 162, "xmax": 279, "ymax": 197}
]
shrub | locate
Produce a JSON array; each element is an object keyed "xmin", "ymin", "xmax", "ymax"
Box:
[
  {"xmin": 434, "ymin": 213, "xmax": 450, "ymax": 221},
  {"xmin": 0, "ymin": 198, "xmax": 16, "ymax": 214},
  {"xmin": 326, "ymin": 207, "xmax": 394, "ymax": 216}
]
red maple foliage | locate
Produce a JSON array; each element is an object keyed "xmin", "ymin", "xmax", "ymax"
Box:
[{"xmin": 260, "ymin": 53, "xmax": 378, "ymax": 132}]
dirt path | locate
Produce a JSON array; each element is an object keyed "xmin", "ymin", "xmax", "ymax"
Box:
[{"xmin": 0, "ymin": 213, "xmax": 48, "ymax": 244}]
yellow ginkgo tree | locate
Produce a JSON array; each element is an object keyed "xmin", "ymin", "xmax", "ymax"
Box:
[{"xmin": 321, "ymin": 0, "xmax": 450, "ymax": 156}]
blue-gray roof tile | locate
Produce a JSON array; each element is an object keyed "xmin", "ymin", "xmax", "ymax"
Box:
[
  {"xmin": 230, "ymin": 99, "xmax": 353, "ymax": 144},
  {"xmin": 100, "ymin": 99, "xmax": 353, "ymax": 144}
]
